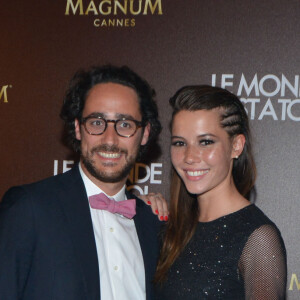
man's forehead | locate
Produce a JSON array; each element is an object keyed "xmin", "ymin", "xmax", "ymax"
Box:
[
  {"xmin": 87, "ymin": 82, "xmax": 138, "ymax": 97},
  {"xmin": 83, "ymin": 111, "xmax": 138, "ymax": 120},
  {"xmin": 83, "ymin": 84, "xmax": 141, "ymax": 116}
]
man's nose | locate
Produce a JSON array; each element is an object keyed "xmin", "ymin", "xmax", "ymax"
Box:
[{"xmin": 100, "ymin": 123, "xmax": 119, "ymax": 145}]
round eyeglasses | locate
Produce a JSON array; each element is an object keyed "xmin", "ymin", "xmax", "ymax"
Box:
[{"xmin": 81, "ymin": 116, "xmax": 144, "ymax": 137}]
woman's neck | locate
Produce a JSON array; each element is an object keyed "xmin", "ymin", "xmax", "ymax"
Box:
[{"xmin": 197, "ymin": 180, "xmax": 250, "ymax": 222}]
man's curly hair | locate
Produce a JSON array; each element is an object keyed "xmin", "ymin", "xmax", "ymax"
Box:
[{"xmin": 60, "ymin": 65, "xmax": 161, "ymax": 155}]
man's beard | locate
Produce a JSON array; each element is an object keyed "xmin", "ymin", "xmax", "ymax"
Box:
[{"xmin": 81, "ymin": 144, "xmax": 138, "ymax": 183}]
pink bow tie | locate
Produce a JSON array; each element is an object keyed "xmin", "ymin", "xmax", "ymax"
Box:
[{"xmin": 89, "ymin": 193, "xmax": 136, "ymax": 219}]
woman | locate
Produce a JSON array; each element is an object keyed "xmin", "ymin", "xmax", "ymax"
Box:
[{"xmin": 154, "ymin": 85, "xmax": 287, "ymax": 299}]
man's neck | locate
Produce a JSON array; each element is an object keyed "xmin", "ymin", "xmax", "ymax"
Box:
[{"xmin": 79, "ymin": 162, "xmax": 127, "ymax": 196}]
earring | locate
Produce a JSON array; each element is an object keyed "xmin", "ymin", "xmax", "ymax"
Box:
[{"xmin": 235, "ymin": 155, "xmax": 239, "ymax": 159}]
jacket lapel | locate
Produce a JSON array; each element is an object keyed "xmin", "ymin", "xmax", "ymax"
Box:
[
  {"xmin": 129, "ymin": 191, "xmax": 161, "ymax": 300},
  {"xmin": 57, "ymin": 166, "xmax": 100, "ymax": 300}
]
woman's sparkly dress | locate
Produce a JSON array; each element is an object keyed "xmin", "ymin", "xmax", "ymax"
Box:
[{"xmin": 155, "ymin": 205, "xmax": 287, "ymax": 300}]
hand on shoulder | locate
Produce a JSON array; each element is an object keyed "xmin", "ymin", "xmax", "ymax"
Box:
[{"xmin": 139, "ymin": 193, "xmax": 169, "ymax": 222}]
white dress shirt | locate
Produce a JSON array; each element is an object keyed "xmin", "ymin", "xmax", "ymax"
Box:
[{"xmin": 79, "ymin": 164, "xmax": 146, "ymax": 300}]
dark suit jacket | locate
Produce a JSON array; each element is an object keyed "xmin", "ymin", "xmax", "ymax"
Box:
[{"xmin": 0, "ymin": 166, "xmax": 161, "ymax": 300}]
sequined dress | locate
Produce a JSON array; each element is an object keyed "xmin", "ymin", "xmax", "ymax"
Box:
[{"xmin": 155, "ymin": 204, "xmax": 287, "ymax": 300}]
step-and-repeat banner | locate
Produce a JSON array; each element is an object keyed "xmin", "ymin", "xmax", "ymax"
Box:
[{"xmin": 1, "ymin": 0, "xmax": 299, "ymax": 297}]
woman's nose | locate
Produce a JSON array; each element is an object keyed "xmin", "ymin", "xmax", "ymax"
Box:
[{"xmin": 184, "ymin": 145, "xmax": 201, "ymax": 164}]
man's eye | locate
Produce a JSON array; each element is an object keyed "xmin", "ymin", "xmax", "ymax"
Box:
[
  {"xmin": 90, "ymin": 119, "xmax": 104, "ymax": 126},
  {"xmin": 119, "ymin": 121, "xmax": 133, "ymax": 128}
]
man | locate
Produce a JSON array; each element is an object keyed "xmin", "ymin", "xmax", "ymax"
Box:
[{"xmin": 0, "ymin": 65, "xmax": 162, "ymax": 300}]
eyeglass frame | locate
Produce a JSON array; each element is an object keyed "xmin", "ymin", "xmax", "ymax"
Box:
[{"xmin": 80, "ymin": 115, "xmax": 144, "ymax": 138}]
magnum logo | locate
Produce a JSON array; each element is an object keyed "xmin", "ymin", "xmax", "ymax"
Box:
[
  {"xmin": 0, "ymin": 85, "xmax": 12, "ymax": 103},
  {"xmin": 65, "ymin": 0, "xmax": 163, "ymax": 27}
]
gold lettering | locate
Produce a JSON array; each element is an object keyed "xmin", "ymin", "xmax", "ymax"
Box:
[
  {"xmin": 124, "ymin": 18, "xmax": 130, "ymax": 26},
  {"xmin": 116, "ymin": 19, "xmax": 123, "ymax": 26},
  {"xmin": 289, "ymin": 273, "xmax": 300, "ymax": 290},
  {"xmin": 0, "ymin": 85, "xmax": 9, "ymax": 103},
  {"xmin": 94, "ymin": 18, "xmax": 100, "ymax": 26},
  {"xmin": 131, "ymin": 18, "xmax": 135, "ymax": 26},
  {"xmin": 101, "ymin": 19, "xmax": 108, "ymax": 26},
  {"xmin": 65, "ymin": 0, "xmax": 84, "ymax": 15},
  {"xmin": 130, "ymin": 0, "xmax": 142, "ymax": 15},
  {"xmin": 108, "ymin": 18, "xmax": 116, "ymax": 26},
  {"xmin": 143, "ymin": 0, "xmax": 162, "ymax": 15},
  {"xmin": 99, "ymin": 0, "xmax": 112, "ymax": 15},
  {"xmin": 114, "ymin": 0, "xmax": 127, "ymax": 15},
  {"xmin": 85, "ymin": 0, "xmax": 98, "ymax": 15}
]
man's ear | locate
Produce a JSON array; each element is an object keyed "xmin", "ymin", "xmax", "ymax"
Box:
[
  {"xmin": 141, "ymin": 123, "xmax": 151, "ymax": 146},
  {"xmin": 231, "ymin": 134, "xmax": 246, "ymax": 159},
  {"xmin": 74, "ymin": 119, "xmax": 81, "ymax": 141}
]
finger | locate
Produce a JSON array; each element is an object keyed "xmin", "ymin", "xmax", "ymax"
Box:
[
  {"xmin": 141, "ymin": 193, "xmax": 159, "ymax": 216},
  {"xmin": 139, "ymin": 193, "xmax": 168, "ymax": 221},
  {"xmin": 151, "ymin": 193, "xmax": 169, "ymax": 221},
  {"xmin": 139, "ymin": 194, "xmax": 152, "ymax": 206},
  {"xmin": 154, "ymin": 194, "xmax": 165, "ymax": 221},
  {"xmin": 160, "ymin": 194, "xmax": 169, "ymax": 221},
  {"xmin": 148, "ymin": 194, "xmax": 159, "ymax": 216}
]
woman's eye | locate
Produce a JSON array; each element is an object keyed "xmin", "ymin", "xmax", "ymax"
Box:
[
  {"xmin": 171, "ymin": 141, "xmax": 185, "ymax": 147},
  {"xmin": 200, "ymin": 139, "xmax": 214, "ymax": 146}
]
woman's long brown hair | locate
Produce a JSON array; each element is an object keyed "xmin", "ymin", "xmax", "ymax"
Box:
[
  {"xmin": 155, "ymin": 85, "xmax": 257, "ymax": 283},
  {"xmin": 155, "ymin": 169, "xmax": 199, "ymax": 283}
]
